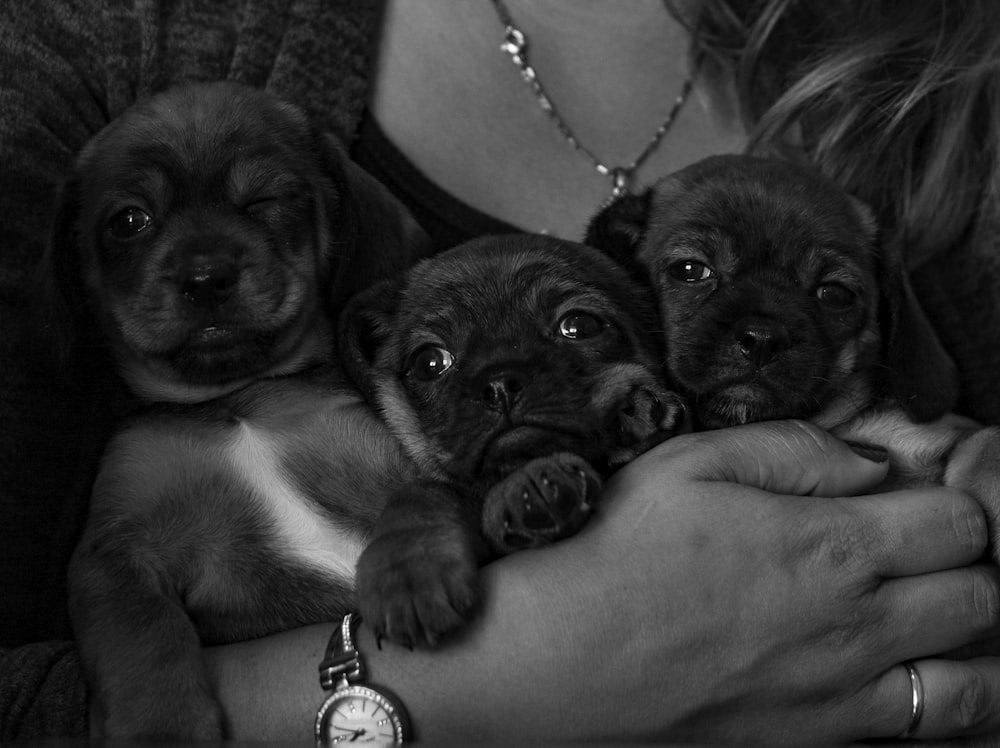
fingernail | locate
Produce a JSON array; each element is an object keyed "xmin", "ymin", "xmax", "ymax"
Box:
[{"xmin": 843, "ymin": 439, "xmax": 889, "ymax": 463}]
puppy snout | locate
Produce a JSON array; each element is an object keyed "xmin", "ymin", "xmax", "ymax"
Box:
[
  {"xmin": 476, "ymin": 366, "xmax": 528, "ymax": 414},
  {"xmin": 735, "ymin": 317, "xmax": 790, "ymax": 368},
  {"xmin": 177, "ymin": 248, "xmax": 240, "ymax": 308},
  {"xmin": 179, "ymin": 261, "xmax": 239, "ymax": 307}
]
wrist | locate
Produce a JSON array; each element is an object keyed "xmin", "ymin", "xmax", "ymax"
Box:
[{"xmin": 316, "ymin": 613, "xmax": 411, "ymax": 744}]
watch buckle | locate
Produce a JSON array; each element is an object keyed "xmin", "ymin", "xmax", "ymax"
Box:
[{"xmin": 319, "ymin": 651, "xmax": 362, "ymax": 690}]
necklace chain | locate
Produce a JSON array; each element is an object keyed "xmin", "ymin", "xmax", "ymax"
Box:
[{"xmin": 491, "ymin": 0, "xmax": 698, "ymax": 200}]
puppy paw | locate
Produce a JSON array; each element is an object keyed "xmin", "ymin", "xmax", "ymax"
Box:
[
  {"xmin": 604, "ymin": 385, "xmax": 687, "ymax": 467},
  {"xmin": 619, "ymin": 384, "xmax": 687, "ymax": 443},
  {"xmin": 354, "ymin": 525, "xmax": 481, "ymax": 648},
  {"xmin": 483, "ymin": 453, "xmax": 602, "ymax": 554}
]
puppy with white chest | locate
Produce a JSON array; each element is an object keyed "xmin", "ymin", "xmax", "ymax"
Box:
[
  {"xmin": 38, "ymin": 82, "xmax": 430, "ymax": 739},
  {"xmin": 339, "ymin": 233, "xmax": 684, "ymax": 648},
  {"xmin": 587, "ymin": 154, "xmax": 1000, "ymax": 538}
]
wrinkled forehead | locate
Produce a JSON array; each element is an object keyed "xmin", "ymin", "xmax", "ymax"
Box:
[
  {"xmin": 76, "ymin": 88, "xmax": 313, "ymax": 186},
  {"xmin": 395, "ymin": 243, "xmax": 629, "ymax": 343},
  {"xmin": 411, "ymin": 246, "xmax": 601, "ymax": 305},
  {"xmin": 645, "ymin": 170, "xmax": 874, "ymax": 269},
  {"xmin": 69, "ymin": 92, "xmax": 324, "ymax": 229}
]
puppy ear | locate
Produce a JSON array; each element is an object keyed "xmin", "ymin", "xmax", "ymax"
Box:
[
  {"xmin": 877, "ymin": 233, "xmax": 960, "ymax": 421},
  {"xmin": 584, "ymin": 188, "xmax": 652, "ymax": 268},
  {"xmin": 31, "ymin": 174, "xmax": 87, "ymax": 365},
  {"xmin": 319, "ymin": 134, "xmax": 432, "ymax": 307},
  {"xmin": 337, "ymin": 275, "xmax": 404, "ymax": 405}
]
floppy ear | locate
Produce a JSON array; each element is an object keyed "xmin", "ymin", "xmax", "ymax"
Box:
[
  {"xmin": 319, "ymin": 134, "xmax": 432, "ymax": 308},
  {"xmin": 337, "ymin": 275, "xmax": 405, "ymax": 405},
  {"xmin": 584, "ymin": 188, "xmax": 652, "ymax": 268},
  {"xmin": 31, "ymin": 174, "xmax": 88, "ymax": 365},
  {"xmin": 877, "ymin": 236, "xmax": 960, "ymax": 421}
]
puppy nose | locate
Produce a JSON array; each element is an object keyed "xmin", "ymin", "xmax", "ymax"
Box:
[
  {"xmin": 477, "ymin": 367, "xmax": 527, "ymax": 413},
  {"xmin": 735, "ymin": 318, "xmax": 791, "ymax": 368},
  {"xmin": 178, "ymin": 259, "xmax": 239, "ymax": 308}
]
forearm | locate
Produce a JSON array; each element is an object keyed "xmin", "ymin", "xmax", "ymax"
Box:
[
  {"xmin": 201, "ymin": 423, "xmax": 1000, "ymax": 744},
  {"xmin": 204, "ymin": 624, "xmax": 326, "ymax": 740},
  {"xmin": 205, "ymin": 551, "xmax": 586, "ymax": 742}
]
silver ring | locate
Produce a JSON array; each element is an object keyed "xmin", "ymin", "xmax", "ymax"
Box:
[{"xmin": 898, "ymin": 661, "xmax": 925, "ymax": 739}]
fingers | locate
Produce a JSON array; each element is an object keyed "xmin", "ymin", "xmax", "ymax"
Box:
[
  {"xmin": 641, "ymin": 419, "xmax": 988, "ymax": 577},
  {"xmin": 905, "ymin": 658, "xmax": 1000, "ymax": 740},
  {"xmin": 840, "ymin": 487, "xmax": 988, "ymax": 577},
  {"xmin": 649, "ymin": 419, "xmax": 890, "ymax": 497},
  {"xmin": 600, "ymin": 419, "xmax": 1000, "ymax": 743},
  {"xmin": 801, "ymin": 492, "xmax": 996, "ymax": 675},
  {"xmin": 864, "ymin": 657, "xmax": 1000, "ymax": 741},
  {"xmin": 875, "ymin": 565, "xmax": 1000, "ymax": 661}
]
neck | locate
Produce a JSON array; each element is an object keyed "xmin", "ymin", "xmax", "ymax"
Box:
[
  {"xmin": 371, "ymin": 0, "xmax": 747, "ymax": 240},
  {"xmin": 490, "ymin": 0, "xmax": 695, "ymax": 169}
]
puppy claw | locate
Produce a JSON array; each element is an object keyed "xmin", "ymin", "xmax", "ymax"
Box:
[
  {"xmin": 354, "ymin": 524, "xmax": 481, "ymax": 649},
  {"xmin": 483, "ymin": 453, "xmax": 601, "ymax": 554}
]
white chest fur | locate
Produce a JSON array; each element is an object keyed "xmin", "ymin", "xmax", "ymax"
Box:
[{"xmin": 225, "ymin": 422, "xmax": 363, "ymax": 583}]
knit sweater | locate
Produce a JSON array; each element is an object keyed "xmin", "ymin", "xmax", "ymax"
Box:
[{"xmin": 2, "ymin": 0, "xmax": 998, "ymax": 738}]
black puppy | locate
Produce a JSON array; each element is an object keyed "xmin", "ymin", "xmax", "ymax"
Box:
[
  {"xmin": 39, "ymin": 82, "xmax": 430, "ymax": 739},
  {"xmin": 39, "ymin": 80, "xmax": 427, "ymax": 402},
  {"xmin": 339, "ymin": 233, "xmax": 684, "ymax": 647},
  {"xmin": 587, "ymin": 154, "xmax": 1000, "ymax": 518}
]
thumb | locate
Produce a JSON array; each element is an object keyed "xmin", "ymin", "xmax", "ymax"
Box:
[{"xmin": 648, "ymin": 419, "xmax": 890, "ymax": 498}]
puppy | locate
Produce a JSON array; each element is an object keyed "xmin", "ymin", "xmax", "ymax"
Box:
[
  {"xmin": 587, "ymin": 154, "xmax": 1000, "ymax": 522},
  {"xmin": 339, "ymin": 233, "xmax": 684, "ymax": 648},
  {"xmin": 40, "ymin": 80, "xmax": 428, "ymax": 402},
  {"xmin": 40, "ymin": 82, "xmax": 430, "ymax": 739}
]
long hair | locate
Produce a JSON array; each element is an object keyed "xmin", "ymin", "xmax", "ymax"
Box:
[{"xmin": 670, "ymin": 0, "xmax": 1000, "ymax": 267}]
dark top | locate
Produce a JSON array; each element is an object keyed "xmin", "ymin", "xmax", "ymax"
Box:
[{"xmin": 352, "ymin": 109, "xmax": 518, "ymax": 249}]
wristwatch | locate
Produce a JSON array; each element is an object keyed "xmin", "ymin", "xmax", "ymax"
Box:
[{"xmin": 315, "ymin": 613, "xmax": 410, "ymax": 745}]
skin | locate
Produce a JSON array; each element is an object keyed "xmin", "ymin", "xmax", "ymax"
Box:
[
  {"xmin": 370, "ymin": 0, "xmax": 746, "ymax": 239},
  {"xmin": 204, "ymin": 421, "xmax": 1000, "ymax": 744}
]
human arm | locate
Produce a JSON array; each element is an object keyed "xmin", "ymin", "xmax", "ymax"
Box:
[{"xmin": 204, "ymin": 420, "xmax": 1000, "ymax": 743}]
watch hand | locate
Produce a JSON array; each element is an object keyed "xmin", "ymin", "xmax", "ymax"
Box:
[{"xmin": 349, "ymin": 728, "xmax": 367, "ymax": 741}]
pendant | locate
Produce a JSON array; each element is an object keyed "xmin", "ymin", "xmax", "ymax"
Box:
[{"xmin": 608, "ymin": 167, "xmax": 631, "ymax": 202}]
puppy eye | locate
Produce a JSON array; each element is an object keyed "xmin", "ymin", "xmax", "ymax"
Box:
[
  {"xmin": 816, "ymin": 283, "xmax": 857, "ymax": 310},
  {"xmin": 241, "ymin": 197, "xmax": 278, "ymax": 217},
  {"xmin": 668, "ymin": 260, "xmax": 714, "ymax": 282},
  {"xmin": 558, "ymin": 311, "xmax": 606, "ymax": 340},
  {"xmin": 107, "ymin": 208, "xmax": 153, "ymax": 239},
  {"xmin": 406, "ymin": 345, "xmax": 455, "ymax": 381}
]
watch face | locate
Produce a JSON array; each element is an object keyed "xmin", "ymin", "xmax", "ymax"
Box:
[{"xmin": 316, "ymin": 685, "xmax": 407, "ymax": 744}]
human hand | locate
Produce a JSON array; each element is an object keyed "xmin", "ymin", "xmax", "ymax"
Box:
[
  {"xmin": 208, "ymin": 419, "xmax": 1000, "ymax": 744},
  {"xmin": 393, "ymin": 419, "xmax": 1000, "ymax": 743}
]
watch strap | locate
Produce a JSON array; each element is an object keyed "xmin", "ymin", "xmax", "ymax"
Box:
[
  {"xmin": 319, "ymin": 613, "xmax": 362, "ymax": 689},
  {"xmin": 315, "ymin": 613, "xmax": 412, "ymax": 743}
]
